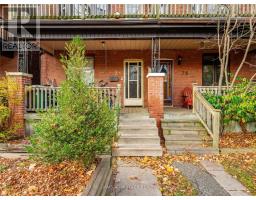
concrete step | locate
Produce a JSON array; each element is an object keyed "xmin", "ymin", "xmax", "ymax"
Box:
[
  {"xmin": 119, "ymin": 129, "xmax": 157, "ymax": 135},
  {"xmin": 119, "ymin": 114, "xmax": 150, "ymax": 120},
  {"xmin": 118, "ymin": 136, "xmax": 160, "ymax": 145},
  {"xmin": 162, "ymin": 124, "xmax": 205, "ymax": 131},
  {"xmin": 112, "ymin": 146, "xmax": 162, "ymax": 156},
  {"xmin": 119, "ymin": 124, "xmax": 158, "ymax": 131},
  {"xmin": 167, "ymin": 146, "xmax": 219, "ymax": 155},
  {"xmin": 119, "ymin": 119, "xmax": 156, "ymax": 126},
  {"xmin": 165, "ymin": 134, "xmax": 202, "ymax": 141},
  {"xmin": 164, "ymin": 130, "xmax": 200, "ymax": 136},
  {"xmin": 162, "ymin": 122, "xmax": 203, "ymax": 128},
  {"xmin": 166, "ymin": 140, "xmax": 203, "ymax": 145}
]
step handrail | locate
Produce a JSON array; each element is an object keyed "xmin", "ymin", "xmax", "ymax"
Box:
[{"xmin": 193, "ymin": 84, "xmax": 221, "ymax": 148}]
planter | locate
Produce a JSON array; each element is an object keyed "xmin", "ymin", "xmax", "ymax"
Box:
[
  {"xmin": 223, "ymin": 121, "xmax": 256, "ymax": 133},
  {"xmin": 25, "ymin": 113, "xmax": 41, "ymax": 136},
  {"xmin": 220, "ymin": 148, "xmax": 256, "ymax": 154},
  {"xmin": 81, "ymin": 155, "xmax": 112, "ymax": 196}
]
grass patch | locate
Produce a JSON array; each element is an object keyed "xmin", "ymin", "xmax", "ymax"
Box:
[
  {"xmin": 221, "ymin": 160, "xmax": 256, "ymax": 195},
  {"xmin": 0, "ymin": 164, "xmax": 7, "ymax": 173}
]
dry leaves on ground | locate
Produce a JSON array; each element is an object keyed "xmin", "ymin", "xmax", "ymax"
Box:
[
  {"xmin": 121, "ymin": 153, "xmax": 199, "ymax": 196},
  {"xmin": 0, "ymin": 157, "xmax": 97, "ymax": 196},
  {"xmin": 220, "ymin": 133, "xmax": 256, "ymax": 148}
]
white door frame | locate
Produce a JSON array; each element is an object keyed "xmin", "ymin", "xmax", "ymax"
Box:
[{"xmin": 123, "ymin": 59, "xmax": 144, "ymax": 106}]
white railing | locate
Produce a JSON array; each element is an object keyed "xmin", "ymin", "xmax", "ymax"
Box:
[
  {"xmin": 195, "ymin": 86, "xmax": 229, "ymax": 95},
  {"xmin": 7, "ymin": 4, "xmax": 255, "ymax": 20},
  {"xmin": 25, "ymin": 84, "xmax": 121, "ymax": 112},
  {"xmin": 25, "ymin": 85, "xmax": 60, "ymax": 112},
  {"xmin": 192, "ymin": 85, "xmax": 226, "ymax": 148}
]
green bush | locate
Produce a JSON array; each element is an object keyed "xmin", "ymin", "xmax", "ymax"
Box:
[
  {"xmin": 0, "ymin": 77, "xmax": 20, "ymax": 142},
  {"xmin": 28, "ymin": 37, "xmax": 117, "ymax": 165},
  {"xmin": 204, "ymin": 78, "xmax": 256, "ymax": 133}
]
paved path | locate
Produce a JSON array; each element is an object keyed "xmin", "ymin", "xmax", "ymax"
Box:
[
  {"xmin": 112, "ymin": 160, "xmax": 161, "ymax": 196},
  {"xmin": 173, "ymin": 161, "xmax": 229, "ymax": 196},
  {"xmin": 173, "ymin": 160, "xmax": 250, "ymax": 196},
  {"xmin": 200, "ymin": 160, "xmax": 250, "ymax": 196}
]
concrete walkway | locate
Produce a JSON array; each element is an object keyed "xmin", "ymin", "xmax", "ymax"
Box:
[
  {"xmin": 200, "ymin": 160, "xmax": 250, "ymax": 196},
  {"xmin": 173, "ymin": 160, "xmax": 250, "ymax": 196},
  {"xmin": 112, "ymin": 160, "xmax": 161, "ymax": 196},
  {"xmin": 173, "ymin": 161, "xmax": 229, "ymax": 196}
]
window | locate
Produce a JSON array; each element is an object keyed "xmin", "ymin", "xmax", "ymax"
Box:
[
  {"xmin": 125, "ymin": 4, "xmax": 142, "ymax": 15},
  {"xmin": 202, "ymin": 54, "xmax": 229, "ymax": 86}
]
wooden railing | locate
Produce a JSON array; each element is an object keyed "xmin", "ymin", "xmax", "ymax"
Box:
[
  {"xmin": 192, "ymin": 85, "xmax": 225, "ymax": 148},
  {"xmin": 25, "ymin": 84, "xmax": 121, "ymax": 112},
  {"xmin": 8, "ymin": 4, "xmax": 256, "ymax": 20},
  {"xmin": 195, "ymin": 86, "xmax": 229, "ymax": 95},
  {"xmin": 25, "ymin": 85, "xmax": 60, "ymax": 112}
]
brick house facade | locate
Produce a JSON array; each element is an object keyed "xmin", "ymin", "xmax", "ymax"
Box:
[
  {"xmin": 0, "ymin": 4, "xmax": 256, "ymax": 137},
  {"xmin": 1, "ymin": 48, "xmax": 255, "ymax": 107}
]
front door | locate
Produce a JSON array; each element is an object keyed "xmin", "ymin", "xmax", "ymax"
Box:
[
  {"xmin": 159, "ymin": 60, "xmax": 173, "ymax": 106},
  {"xmin": 124, "ymin": 60, "xmax": 143, "ymax": 106}
]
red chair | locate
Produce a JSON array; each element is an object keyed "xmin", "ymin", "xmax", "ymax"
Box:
[{"xmin": 183, "ymin": 87, "xmax": 193, "ymax": 109}]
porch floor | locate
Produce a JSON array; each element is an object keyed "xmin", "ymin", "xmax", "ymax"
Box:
[{"xmin": 164, "ymin": 107, "xmax": 197, "ymax": 121}]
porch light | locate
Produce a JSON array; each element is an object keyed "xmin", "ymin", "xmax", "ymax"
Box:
[
  {"xmin": 101, "ymin": 41, "xmax": 105, "ymax": 49},
  {"xmin": 177, "ymin": 56, "xmax": 182, "ymax": 65}
]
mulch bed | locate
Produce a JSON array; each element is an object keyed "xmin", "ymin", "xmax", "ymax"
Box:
[
  {"xmin": 220, "ymin": 133, "xmax": 256, "ymax": 148},
  {"xmin": 0, "ymin": 157, "xmax": 98, "ymax": 196}
]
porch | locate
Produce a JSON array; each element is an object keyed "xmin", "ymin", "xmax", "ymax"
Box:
[{"xmin": 0, "ymin": 39, "xmax": 226, "ymax": 107}]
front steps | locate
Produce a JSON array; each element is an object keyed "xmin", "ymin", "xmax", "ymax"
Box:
[
  {"xmin": 112, "ymin": 112, "xmax": 162, "ymax": 156},
  {"xmin": 162, "ymin": 112, "xmax": 219, "ymax": 154}
]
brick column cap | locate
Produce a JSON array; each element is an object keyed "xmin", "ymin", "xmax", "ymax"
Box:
[
  {"xmin": 146, "ymin": 73, "xmax": 165, "ymax": 78},
  {"xmin": 5, "ymin": 72, "xmax": 33, "ymax": 78}
]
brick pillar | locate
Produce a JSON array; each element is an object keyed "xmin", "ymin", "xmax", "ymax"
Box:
[
  {"xmin": 147, "ymin": 73, "xmax": 165, "ymax": 121},
  {"xmin": 40, "ymin": 53, "xmax": 48, "ymax": 85},
  {"xmin": 5, "ymin": 72, "xmax": 33, "ymax": 136}
]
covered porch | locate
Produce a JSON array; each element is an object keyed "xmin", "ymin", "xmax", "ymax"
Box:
[{"xmin": 21, "ymin": 38, "xmax": 218, "ymax": 109}]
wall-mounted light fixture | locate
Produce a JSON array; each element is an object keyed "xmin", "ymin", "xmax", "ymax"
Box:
[
  {"xmin": 177, "ymin": 55, "xmax": 182, "ymax": 65},
  {"xmin": 101, "ymin": 41, "xmax": 105, "ymax": 49}
]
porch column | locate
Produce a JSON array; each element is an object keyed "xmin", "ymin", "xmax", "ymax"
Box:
[
  {"xmin": 5, "ymin": 72, "xmax": 33, "ymax": 136},
  {"xmin": 147, "ymin": 73, "xmax": 165, "ymax": 121}
]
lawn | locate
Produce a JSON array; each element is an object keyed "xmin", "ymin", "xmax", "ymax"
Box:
[
  {"xmin": 0, "ymin": 157, "xmax": 98, "ymax": 196},
  {"xmin": 218, "ymin": 153, "xmax": 256, "ymax": 195}
]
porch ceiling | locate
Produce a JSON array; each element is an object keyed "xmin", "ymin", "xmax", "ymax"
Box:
[{"xmin": 40, "ymin": 39, "xmax": 214, "ymax": 52}]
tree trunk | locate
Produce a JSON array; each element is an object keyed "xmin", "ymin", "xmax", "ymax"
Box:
[{"xmin": 239, "ymin": 121, "xmax": 248, "ymax": 134}]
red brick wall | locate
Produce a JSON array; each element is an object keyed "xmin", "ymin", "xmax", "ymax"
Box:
[
  {"xmin": 6, "ymin": 73, "xmax": 32, "ymax": 136},
  {"xmin": 147, "ymin": 74, "xmax": 164, "ymax": 119},
  {"xmin": 91, "ymin": 50, "xmax": 151, "ymax": 106},
  {"xmin": 0, "ymin": 54, "xmax": 18, "ymax": 77},
  {"xmin": 161, "ymin": 50, "xmax": 203, "ymax": 106},
  {"xmin": 230, "ymin": 52, "xmax": 256, "ymax": 81},
  {"xmin": 40, "ymin": 53, "xmax": 66, "ymax": 86},
  {"xmin": 40, "ymin": 49, "xmax": 255, "ymax": 107}
]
